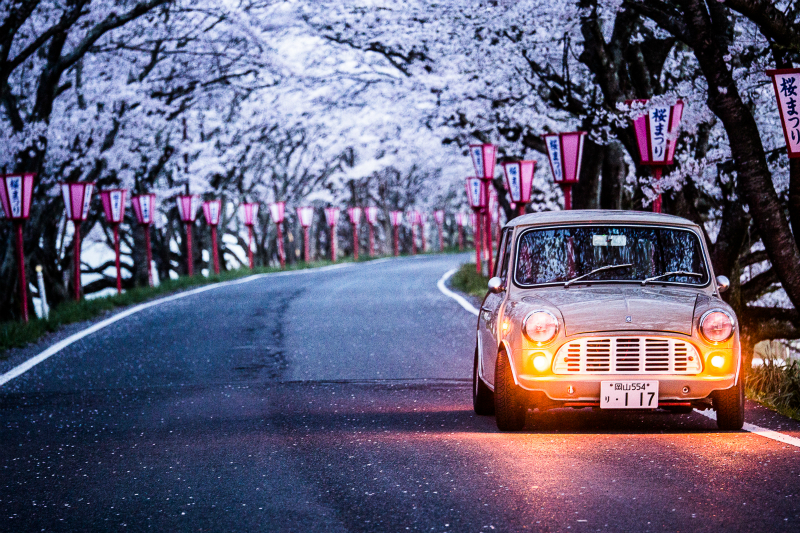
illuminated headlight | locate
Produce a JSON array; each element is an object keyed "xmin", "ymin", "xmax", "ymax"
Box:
[
  {"xmin": 523, "ymin": 311, "xmax": 559, "ymax": 345},
  {"xmin": 700, "ymin": 310, "xmax": 734, "ymax": 343}
]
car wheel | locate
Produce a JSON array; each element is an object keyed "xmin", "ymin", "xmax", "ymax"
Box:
[
  {"xmin": 714, "ymin": 365, "xmax": 744, "ymax": 430},
  {"xmin": 473, "ymin": 346, "xmax": 494, "ymax": 415},
  {"xmin": 494, "ymin": 350, "xmax": 527, "ymax": 431}
]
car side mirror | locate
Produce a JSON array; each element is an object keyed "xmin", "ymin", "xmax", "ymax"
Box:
[
  {"xmin": 488, "ymin": 277, "xmax": 505, "ymax": 294},
  {"xmin": 716, "ymin": 275, "xmax": 730, "ymax": 294}
]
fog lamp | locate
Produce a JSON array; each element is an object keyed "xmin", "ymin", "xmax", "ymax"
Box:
[
  {"xmin": 710, "ymin": 355, "xmax": 725, "ymax": 369},
  {"xmin": 532, "ymin": 354, "xmax": 549, "ymax": 372}
]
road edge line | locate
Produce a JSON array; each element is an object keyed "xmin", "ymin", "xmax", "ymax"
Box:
[
  {"xmin": 437, "ymin": 269, "xmax": 479, "ymax": 317},
  {"xmin": 694, "ymin": 409, "xmax": 800, "ymax": 448},
  {"xmin": 0, "ymin": 262, "xmax": 354, "ymax": 388}
]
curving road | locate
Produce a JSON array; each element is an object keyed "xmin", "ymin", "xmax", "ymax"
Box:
[{"xmin": 1, "ymin": 254, "xmax": 799, "ymax": 532}]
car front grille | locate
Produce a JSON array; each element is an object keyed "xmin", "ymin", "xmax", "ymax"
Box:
[{"xmin": 553, "ymin": 337, "xmax": 702, "ymax": 374}]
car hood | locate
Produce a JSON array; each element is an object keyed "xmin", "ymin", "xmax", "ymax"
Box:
[{"xmin": 521, "ymin": 286, "xmax": 699, "ymax": 336}]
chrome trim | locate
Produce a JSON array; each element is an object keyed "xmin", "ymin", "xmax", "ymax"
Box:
[
  {"xmin": 522, "ymin": 310, "xmax": 559, "ymax": 344},
  {"xmin": 699, "ymin": 309, "xmax": 735, "ymax": 344},
  {"xmin": 553, "ymin": 336, "xmax": 703, "ymax": 374}
]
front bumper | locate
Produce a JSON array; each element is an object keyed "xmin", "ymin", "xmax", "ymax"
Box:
[{"xmin": 515, "ymin": 373, "xmax": 735, "ymax": 401}]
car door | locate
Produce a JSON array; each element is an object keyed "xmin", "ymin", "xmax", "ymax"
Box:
[{"xmin": 479, "ymin": 228, "xmax": 513, "ymax": 386}]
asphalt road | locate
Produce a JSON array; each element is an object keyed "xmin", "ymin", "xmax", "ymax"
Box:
[{"xmin": 1, "ymin": 253, "xmax": 799, "ymax": 532}]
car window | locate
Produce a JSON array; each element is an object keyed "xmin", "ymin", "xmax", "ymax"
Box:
[
  {"xmin": 514, "ymin": 225, "xmax": 709, "ymax": 286},
  {"xmin": 498, "ymin": 229, "xmax": 513, "ymax": 280}
]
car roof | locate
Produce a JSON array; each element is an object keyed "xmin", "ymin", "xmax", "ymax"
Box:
[{"xmin": 506, "ymin": 209, "xmax": 702, "ymax": 231}]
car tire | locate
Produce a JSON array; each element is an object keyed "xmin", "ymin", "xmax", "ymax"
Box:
[
  {"xmin": 473, "ymin": 347, "xmax": 494, "ymax": 415},
  {"xmin": 714, "ymin": 365, "xmax": 744, "ymax": 430},
  {"xmin": 494, "ymin": 350, "xmax": 527, "ymax": 431}
]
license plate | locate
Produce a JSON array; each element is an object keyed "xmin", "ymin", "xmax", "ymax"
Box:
[{"xmin": 600, "ymin": 381, "xmax": 659, "ymax": 409}]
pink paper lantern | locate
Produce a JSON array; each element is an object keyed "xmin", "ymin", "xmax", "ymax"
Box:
[
  {"xmin": 324, "ymin": 207, "xmax": 340, "ymax": 227},
  {"xmin": 434, "ymin": 210, "xmax": 444, "ymax": 225},
  {"xmin": 628, "ymin": 101, "xmax": 683, "ymax": 166},
  {"xmin": 465, "ymin": 177, "xmax": 487, "ymax": 211},
  {"xmin": 469, "ymin": 143, "xmax": 497, "ymax": 180},
  {"xmin": 0, "ymin": 173, "xmax": 35, "ymax": 220},
  {"xmin": 766, "ymin": 68, "xmax": 800, "ymax": 158},
  {"xmin": 131, "ymin": 194, "xmax": 156, "ymax": 225},
  {"xmin": 347, "ymin": 206, "xmax": 362, "ymax": 226},
  {"xmin": 269, "ymin": 201, "xmax": 286, "ymax": 224},
  {"xmin": 364, "ymin": 206, "xmax": 379, "ymax": 225},
  {"xmin": 297, "ymin": 206, "xmax": 314, "ymax": 228},
  {"xmin": 203, "ymin": 200, "xmax": 222, "ymax": 226},
  {"xmin": 239, "ymin": 203, "xmax": 259, "ymax": 227},
  {"xmin": 501, "ymin": 161, "xmax": 535, "ymax": 216},
  {"xmin": 389, "ymin": 211, "xmax": 403, "ymax": 227},
  {"xmin": 542, "ymin": 132, "xmax": 587, "ymax": 184},
  {"xmin": 61, "ymin": 182, "xmax": 95, "ymax": 221},
  {"xmin": 100, "ymin": 189, "xmax": 127, "ymax": 224},
  {"xmin": 176, "ymin": 195, "xmax": 199, "ymax": 223}
]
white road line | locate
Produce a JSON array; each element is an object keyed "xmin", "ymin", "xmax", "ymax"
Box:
[
  {"xmin": 436, "ymin": 269, "xmax": 800, "ymax": 449},
  {"xmin": 694, "ymin": 409, "xmax": 800, "ymax": 448},
  {"xmin": 0, "ymin": 262, "xmax": 354, "ymax": 388},
  {"xmin": 437, "ymin": 268, "xmax": 479, "ymax": 316}
]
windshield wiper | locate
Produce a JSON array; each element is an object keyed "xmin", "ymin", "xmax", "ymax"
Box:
[
  {"xmin": 641, "ymin": 271, "xmax": 702, "ymax": 285},
  {"xmin": 564, "ymin": 263, "xmax": 633, "ymax": 287}
]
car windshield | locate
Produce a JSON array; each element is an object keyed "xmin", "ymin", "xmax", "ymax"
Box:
[{"xmin": 514, "ymin": 225, "xmax": 709, "ymax": 287}]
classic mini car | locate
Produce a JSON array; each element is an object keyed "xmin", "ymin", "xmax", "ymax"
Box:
[{"xmin": 473, "ymin": 210, "xmax": 743, "ymax": 431}]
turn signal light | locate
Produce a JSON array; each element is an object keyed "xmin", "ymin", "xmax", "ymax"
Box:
[{"xmin": 532, "ymin": 354, "xmax": 549, "ymax": 372}]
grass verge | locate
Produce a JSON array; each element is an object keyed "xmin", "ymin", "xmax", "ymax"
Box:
[
  {"xmin": 449, "ymin": 262, "xmax": 489, "ymax": 297},
  {"xmin": 449, "ymin": 262, "xmax": 800, "ymax": 421},
  {"xmin": 0, "ymin": 257, "xmax": 366, "ymax": 359}
]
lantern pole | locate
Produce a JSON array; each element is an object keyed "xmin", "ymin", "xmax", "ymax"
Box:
[
  {"xmin": 368, "ymin": 223, "xmax": 375, "ymax": 257},
  {"xmin": 474, "ymin": 215, "xmax": 482, "ymax": 275},
  {"xmin": 145, "ymin": 225, "xmax": 153, "ymax": 286},
  {"xmin": 351, "ymin": 223, "xmax": 358, "ymax": 261},
  {"xmin": 113, "ymin": 224, "xmax": 122, "ymax": 293},
  {"xmin": 276, "ymin": 222, "xmax": 286, "ymax": 269},
  {"xmin": 411, "ymin": 220, "xmax": 417, "ymax": 255},
  {"xmin": 562, "ymin": 184, "xmax": 573, "ymax": 211},
  {"xmin": 210, "ymin": 225, "xmax": 220, "ymax": 275},
  {"xmin": 73, "ymin": 221, "xmax": 82, "ymax": 301},
  {"xmin": 438, "ymin": 220, "xmax": 444, "ymax": 251},
  {"xmin": 247, "ymin": 225, "xmax": 254, "ymax": 269},
  {"xmin": 15, "ymin": 221, "xmax": 28, "ymax": 322},
  {"xmin": 484, "ymin": 209, "xmax": 493, "ymax": 275},
  {"xmin": 421, "ymin": 218, "xmax": 427, "ymax": 252},
  {"xmin": 652, "ymin": 167, "xmax": 663, "ymax": 213},
  {"xmin": 393, "ymin": 224, "xmax": 399, "ymax": 256},
  {"xmin": 330, "ymin": 224, "xmax": 336, "ymax": 262},
  {"xmin": 302, "ymin": 226, "xmax": 309, "ymax": 263},
  {"xmin": 458, "ymin": 220, "xmax": 464, "ymax": 252}
]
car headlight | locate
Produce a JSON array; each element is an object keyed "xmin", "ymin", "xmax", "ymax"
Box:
[
  {"xmin": 523, "ymin": 311, "xmax": 559, "ymax": 345},
  {"xmin": 699, "ymin": 310, "xmax": 734, "ymax": 343}
]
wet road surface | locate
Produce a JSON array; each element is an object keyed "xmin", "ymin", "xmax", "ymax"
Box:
[{"xmin": 1, "ymin": 254, "xmax": 799, "ymax": 532}]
